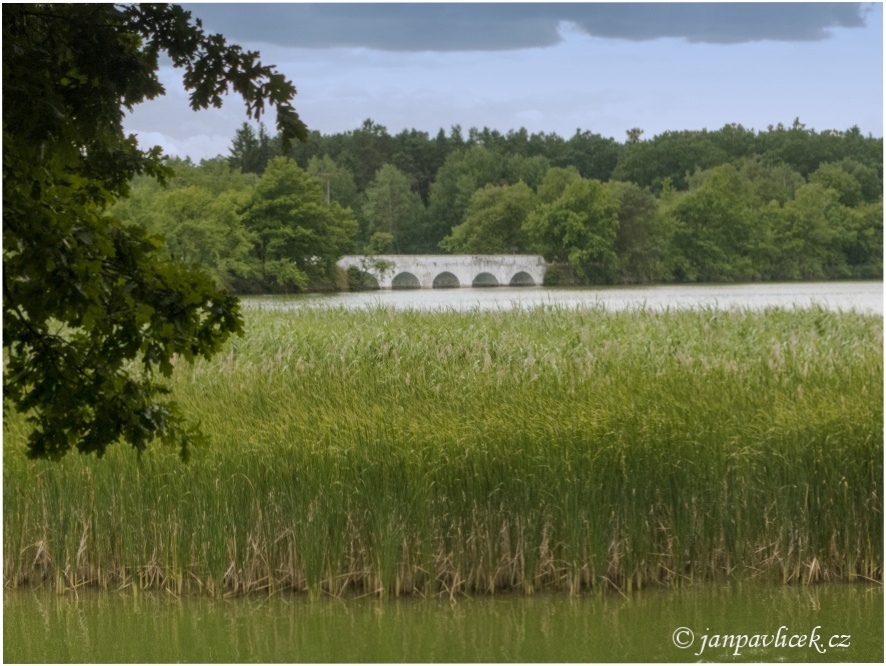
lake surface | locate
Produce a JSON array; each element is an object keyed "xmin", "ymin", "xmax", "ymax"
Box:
[
  {"xmin": 245, "ymin": 281, "xmax": 883, "ymax": 314},
  {"xmin": 3, "ymin": 584, "xmax": 881, "ymax": 662}
]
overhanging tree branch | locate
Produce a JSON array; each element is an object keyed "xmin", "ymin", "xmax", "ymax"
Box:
[{"xmin": 2, "ymin": 3, "xmax": 306, "ymax": 459}]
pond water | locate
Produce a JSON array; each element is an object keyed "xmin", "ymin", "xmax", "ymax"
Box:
[
  {"xmin": 245, "ymin": 281, "xmax": 883, "ymax": 314},
  {"xmin": 4, "ymin": 584, "xmax": 881, "ymax": 662}
]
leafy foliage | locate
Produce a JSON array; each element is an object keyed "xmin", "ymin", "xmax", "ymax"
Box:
[
  {"xmin": 362, "ymin": 165, "xmax": 426, "ymax": 253},
  {"xmin": 306, "ymin": 155, "xmax": 362, "ymax": 219},
  {"xmin": 3, "ymin": 4, "xmax": 305, "ymax": 459},
  {"xmin": 608, "ymin": 181, "xmax": 672, "ymax": 284},
  {"xmin": 227, "ymin": 114, "xmax": 881, "ymax": 284},
  {"xmin": 228, "ymin": 122, "xmax": 279, "ymax": 175},
  {"xmin": 525, "ymin": 177, "xmax": 620, "ymax": 281},
  {"xmin": 770, "ymin": 183, "xmax": 849, "ymax": 280},
  {"xmin": 117, "ymin": 114, "xmax": 882, "ymax": 291},
  {"xmin": 670, "ymin": 164, "xmax": 763, "ymax": 281},
  {"xmin": 239, "ymin": 157, "xmax": 358, "ymax": 292},
  {"xmin": 425, "ymin": 147, "xmax": 550, "ymax": 252},
  {"xmin": 441, "ymin": 182, "xmax": 534, "ymax": 254}
]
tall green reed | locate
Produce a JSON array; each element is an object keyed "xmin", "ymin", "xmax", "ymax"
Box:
[{"xmin": 4, "ymin": 305, "xmax": 882, "ymax": 595}]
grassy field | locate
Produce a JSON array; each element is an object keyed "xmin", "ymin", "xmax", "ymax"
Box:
[{"xmin": 3, "ymin": 304, "xmax": 882, "ymax": 597}]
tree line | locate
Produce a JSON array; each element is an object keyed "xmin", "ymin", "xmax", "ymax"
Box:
[{"xmin": 116, "ymin": 118, "xmax": 883, "ymax": 291}]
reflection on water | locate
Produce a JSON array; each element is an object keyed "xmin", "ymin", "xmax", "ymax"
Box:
[
  {"xmin": 4, "ymin": 584, "xmax": 882, "ymax": 662},
  {"xmin": 245, "ymin": 281, "xmax": 883, "ymax": 314}
]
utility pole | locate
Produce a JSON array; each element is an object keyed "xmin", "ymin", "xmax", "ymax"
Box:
[{"xmin": 317, "ymin": 171, "xmax": 334, "ymax": 205}]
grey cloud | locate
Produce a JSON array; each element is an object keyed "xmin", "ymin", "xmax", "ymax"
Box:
[
  {"xmin": 565, "ymin": 3, "xmax": 870, "ymax": 44},
  {"xmin": 182, "ymin": 3, "xmax": 871, "ymax": 51}
]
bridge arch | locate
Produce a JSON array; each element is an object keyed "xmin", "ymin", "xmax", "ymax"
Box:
[
  {"xmin": 472, "ymin": 272, "xmax": 500, "ymax": 288},
  {"xmin": 392, "ymin": 271, "xmax": 421, "ymax": 289},
  {"xmin": 433, "ymin": 271, "xmax": 460, "ymax": 288},
  {"xmin": 347, "ymin": 269, "xmax": 379, "ymax": 290},
  {"xmin": 509, "ymin": 271, "xmax": 535, "ymax": 287}
]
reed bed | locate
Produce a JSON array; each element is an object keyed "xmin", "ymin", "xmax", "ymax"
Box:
[{"xmin": 3, "ymin": 304, "xmax": 882, "ymax": 597}]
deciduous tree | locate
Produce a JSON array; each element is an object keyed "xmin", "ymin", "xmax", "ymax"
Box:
[
  {"xmin": 524, "ymin": 177, "xmax": 620, "ymax": 282},
  {"xmin": 441, "ymin": 182, "xmax": 534, "ymax": 254},
  {"xmin": 608, "ymin": 181, "xmax": 671, "ymax": 284},
  {"xmin": 3, "ymin": 3, "xmax": 306, "ymax": 459},
  {"xmin": 240, "ymin": 157, "xmax": 357, "ymax": 292}
]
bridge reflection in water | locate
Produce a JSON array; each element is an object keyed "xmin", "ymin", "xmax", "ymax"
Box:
[{"xmin": 337, "ymin": 255, "xmax": 548, "ymax": 289}]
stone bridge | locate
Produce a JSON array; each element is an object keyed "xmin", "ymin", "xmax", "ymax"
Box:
[{"xmin": 337, "ymin": 255, "xmax": 548, "ymax": 289}]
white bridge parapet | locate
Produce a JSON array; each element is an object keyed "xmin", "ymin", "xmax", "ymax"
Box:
[{"xmin": 337, "ymin": 255, "xmax": 548, "ymax": 289}]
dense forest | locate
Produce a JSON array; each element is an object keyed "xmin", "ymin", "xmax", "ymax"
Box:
[{"xmin": 114, "ymin": 118, "xmax": 883, "ymax": 292}]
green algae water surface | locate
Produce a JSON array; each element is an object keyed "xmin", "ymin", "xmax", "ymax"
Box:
[{"xmin": 4, "ymin": 584, "xmax": 882, "ymax": 662}]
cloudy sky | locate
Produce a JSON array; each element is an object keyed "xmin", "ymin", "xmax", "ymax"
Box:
[{"xmin": 123, "ymin": 2, "xmax": 884, "ymax": 161}]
